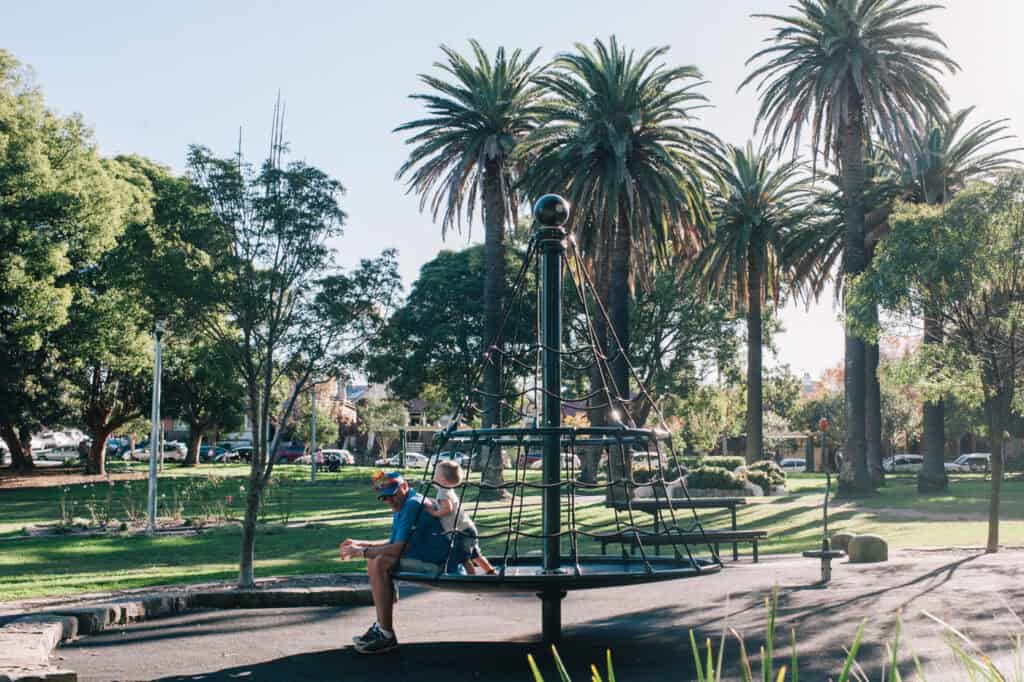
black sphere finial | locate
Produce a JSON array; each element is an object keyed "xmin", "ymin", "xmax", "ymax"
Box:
[{"xmin": 533, "ymin": 194, "xmax": 570, "ymax": 227}]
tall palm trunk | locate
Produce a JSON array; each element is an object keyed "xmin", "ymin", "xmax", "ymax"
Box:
[
  {"xmin": 606, "ymin": 217, "xmax": 632, "ymax": 505},
  {"xmin": 919, "ymin": 314, "xmax": 948, "ymax": 492},
  {"xmin": 745, "ymin": 255, "xmax": 764, "ymax": 463},
  {"xmin": 585, "ymin": 259, "xmax": 609, "ymax": 485},
  {"xmin": 479, "ymin": 160, "xmax": 506, "ymax": 496},
  {"xmin": 865, "ymin": 337, "xmax": 884, "ymax": 484},
  {"xmin": 839, "ymin": 95, "xmax": 873, "ymax": 495}
]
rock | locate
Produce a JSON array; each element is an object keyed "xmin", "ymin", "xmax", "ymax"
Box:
[
  {"xmin": 847, "ymin": 534, "xmax": 888, "ymax": 563},
  {"xmin": 830, "ymin": 531, "xmax": 856, "ymax": 553},
  {"xmin": 743, "ymin": 481, "xmax": 764, "ymax": 497}
]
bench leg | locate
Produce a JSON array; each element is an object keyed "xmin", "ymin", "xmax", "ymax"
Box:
[
  {"xmin": 753, "ymin": 541, "xmax": 759, "ymax": 563},
  {"xmin": 731, "ymin": 507, "xmax": 739, "ymax": 561}
]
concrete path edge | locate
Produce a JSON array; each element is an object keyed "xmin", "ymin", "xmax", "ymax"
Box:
[{"xmin": 0, "ymin": 585, "xmax": 373, "ymax": 681}]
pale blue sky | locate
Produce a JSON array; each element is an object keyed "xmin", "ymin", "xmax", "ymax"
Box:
[{"xmin": 4, "ymin": 1, "xmax": 1020, "ymax": 378}]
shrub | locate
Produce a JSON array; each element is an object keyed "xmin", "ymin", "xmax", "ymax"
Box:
[
  {"xmin": 685, "ymin": 466, "xmax": 744, "ymax": 491},
  {"xmin": 745, "ymin": 469, "xmax": 771, "ymax": 491},
  {"xmin": 702, "ymin": 455, "xmax": 745, "ymax": 472},
  {"xmin": 749, "ymin": 460, "xmax": 786, "ymax": 486}
]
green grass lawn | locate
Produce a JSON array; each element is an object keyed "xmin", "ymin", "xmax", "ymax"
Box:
[{"xmin": 0, "ymin": 464, "xmax": 1021, "ymax": 602}]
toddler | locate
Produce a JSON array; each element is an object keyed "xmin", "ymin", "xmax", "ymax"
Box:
[{"xmin": 426, "ymin": 460, "xmax": 496, "ymax": 575}]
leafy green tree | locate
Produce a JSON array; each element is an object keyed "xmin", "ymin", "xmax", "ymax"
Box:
[
  {"xmin": 0, "ymin": 51, "xmax": 132, "ymax": 471},
  {"xmin": 888, "ymin": 108, "xmax": 1022, "ymax": 492},
  {"xmin": 367, "ymin": 245, "xmax": 532, "ymax": 416},
  {"xmin": 763, "ymin": 365, "xmax": 802, "ymax": 422},
  {"xmin": 851, "ymin": 173, "xmax": 1024, "ymax": 551},
  {"xmin": 183, "ymin": 128, "xmax": 401, "ymax": 587},
  {"xmin": 743, "ymin": 0, "xmax": 958, "ymax": 494},
  {"xmin": 161, "ymin": 336, "xmax": 245, "ymax": 466},
  {"xmin": 395, "ymin": 41, "xmax": 542, "ymax": 493},
  {"xmin": 292, "ymin": 388, "xmax": 339, "ymax": 451},
  {"xmin": 358, "ymin": 399, "xmax": 410, "ymax": 462},
  {"xmin": 694, "ymin": 142, "xmax": 811, "ymax": 462},
  {"xmin": 521, "ymin": 36, "xmax": 719, "ymax": 421}
]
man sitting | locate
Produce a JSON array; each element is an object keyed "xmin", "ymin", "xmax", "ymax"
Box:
[{"xmin": 339, "ymin": 471, "xmax": 450, "ymax": 654}]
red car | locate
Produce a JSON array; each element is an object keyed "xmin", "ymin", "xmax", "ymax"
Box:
[{"xmin": 274, "ymin": 442, "xmax": 306, "ymax": 463}]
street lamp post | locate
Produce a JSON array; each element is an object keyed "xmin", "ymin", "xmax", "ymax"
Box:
[
  {"xmin": 147, "ymin": 320, "xmax": 166, "ymax": 534},
  {"xmin": 310, "ymin": 383, "xmax": 318, "ymax": 483}
]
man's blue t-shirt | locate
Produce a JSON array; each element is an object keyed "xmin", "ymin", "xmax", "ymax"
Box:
[{"xmin": 389, "ymin": 491, "xmax": 451, "ymax": 565}]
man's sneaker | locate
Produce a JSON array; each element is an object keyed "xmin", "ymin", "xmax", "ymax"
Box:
[
  {"xmin": 352, "ymin": 623, "xmax": 380, "ymax": 646},
  {"xmin": 354, "ymin": 624, "xmax": 398, "ymax": 654}
]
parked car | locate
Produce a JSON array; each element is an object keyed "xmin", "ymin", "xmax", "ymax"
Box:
[
  {"xmin": 274, "ymin": 442, "xmax": 307, "ymax": 464},
  {"xmin": 630, "ymin": 451, "xmax": 669, "ymax": 467},
  {"xmin": 779, "ymin": 458, "xmax": 807, "ymax": 473},
  {"xmin": 375, "ymin": 452, "xmax": 429, "ymax": 469},
  {"xmin": 882, "ymin": 454, "xmax": 924, "ymax": 473},
  {"xmin": 322, "ymin": 449, "xmax": 355, "ymax": 466},
  {"xmin": 128, "ymin": 441, "xmax": 187, "ymax": 462},
  {"xmin": 214, "ymin": 446, "xmax": 250, "ymax": 463},
  {"xmin": 517, "ymin": 451, "xmax": 544, "ymax": 468},
  {"xmin": 428, "ymin": 451, "xmax": 470, "ymax": 469},
  {"xmin": 199, "ymin": 445, "xmax": 227, "ymax": 462},
  {"xmin": 945, "ymin": 452, "xmax": 991, "ymax": 473},
  {"xmin": 528, "ymin": 453, "xmax": 583, "ymax": 470}
]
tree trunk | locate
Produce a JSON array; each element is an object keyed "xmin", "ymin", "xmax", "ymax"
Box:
[
  {"xmin": 184, "ymin": 427, "xmax": 202, "ymax": 467},
  {"xmin": 918, "ymin": 315, "xmax": 948, "ymax": 492},
  {"xmin": 865, "ymin": 333, "xmax": 885, "ymax": 486},
  {"xmin": 985, "ymin": 403, "xmax": 1005, "ymax": 553},
  {"xmin": 584, "ymin": 260, "xmax": 609, "ymax": 485},
  {"xmin": 86, "ymin": 430, "xmax": 111, "ymax": 476},
  {"xmin": 839, "ymin": 93, "xmax": 873, "ymax": 495},
  {"xmin": 804, "ymin": 437, "xmax": 815, "ymax": 473},
  {"xmin": 478, "ymin": 159, "xmax": 506, "ymax": 497},
  {"xmin": 239, "ymin": 386, "xmax": 262, "ymax": 588},
  {"xmin": 606, "ymin": 217, "xmax": 632, "ymax": 505},
  {"xmin": 0, "ymin": 423, "xmax": 35, "ymax": 472},
  {"xmin": 745, "ymin": 260, "xmax": 763, "ymax": 464}
]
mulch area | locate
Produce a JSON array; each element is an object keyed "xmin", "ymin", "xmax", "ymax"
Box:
[{"xmin": 0, "ymin": 466, "xmax": 148, "ymax": 490}]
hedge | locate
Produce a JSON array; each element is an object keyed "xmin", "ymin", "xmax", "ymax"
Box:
[
  {"xmin": 701, "ymin": 456, "xmax": 746, "ymax": 472},
  {"xmin": 685, "ymin": 465, "xmax": 744, "ymax": 491},
  {"xmin": 749, "ymin": 460, "xmax": 786, "ymax": 486}
]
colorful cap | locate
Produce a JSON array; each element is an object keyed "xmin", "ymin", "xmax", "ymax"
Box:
[{"xmin": 372, "ymin": 470, "xmax": 405, "ymax": 496}]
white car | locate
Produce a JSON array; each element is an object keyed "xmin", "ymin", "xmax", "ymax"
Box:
[
  {"xmin": 883, "ymin": 454, "xmax": 924, "ymax": 473},
  {"xmin": 129, "ymin": 441, "xmax": 187, "ymax": 462},
  {"xmin": 321, "ymin": 449, "xmax": 355, "ymax": 466},
  {"xmin": 375, "ymin": 453, "xmax": 429, "ymax": 469},
  {"xmin": 945, "ymin": 453, "xmax": 991, "ymax": 473},
  {"xmin": 631, "ymin": 451, "xmax": 669, "ymax": 467},
  {"xmin": 528, "ymin": 453, "xmax": 583, "ymax": 470},
  {"xmin": 779, "ymin": 458, "xmax": 807, "ymax": 473}
]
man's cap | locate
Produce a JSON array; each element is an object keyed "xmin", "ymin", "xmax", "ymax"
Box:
[{"xmin": 372, "ymin": 470, "xmax": 405, "ymax": 496}]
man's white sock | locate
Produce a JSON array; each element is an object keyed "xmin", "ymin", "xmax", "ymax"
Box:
[{"xmin": 380, "ymin": 627, "xmax": 394, "ymax": 638}]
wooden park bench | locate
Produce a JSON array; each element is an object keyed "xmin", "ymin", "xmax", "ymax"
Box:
[
  {"xmin": 595, "ymin": 528, "xmax": 768, "ymax": 563},
  {"xmin": 603, "ymin": 497, "xmax": 766, "ymax": 562}
]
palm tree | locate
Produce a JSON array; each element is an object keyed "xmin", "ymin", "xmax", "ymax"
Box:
[
  {"xmin": 889, "ymin": 108, "xmax": 1022, "ymax": 492},
  {"xmin": 742, "ymin": 0, "xmax": 958, "ymax": 494},
  {"xmin": 520, "ymin": 36, "xmax": 719, "ymax": 422},
  {"xmin": 695, "ymin": 143, "xmax": 811, "ymax": 464},
  {"xmin": 395, "ymin": 41, "xmax": 542, "ymax": 494}
]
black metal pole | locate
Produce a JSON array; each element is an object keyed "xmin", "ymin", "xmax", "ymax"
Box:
[{"xmin": 534, "ymin": 195, "xmax": 569, "ymax": 644}]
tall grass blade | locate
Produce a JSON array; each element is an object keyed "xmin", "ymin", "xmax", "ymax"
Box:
[
  {"xmin": 690, "ymin": 629, "xmax": 707, "ymax": 682},
  {"xmin": 606, "ymin": 649, "xmax": 616, "ymax": 682},
  {"xmin": 731, "ymin": 627, "xmax": 755, "ymax": 682},
  {"xmin": 889, "ymin": 616, "xmax": 903, "ymax": 682},
  {"xmin": 837, "ymin": 619, "xmax": 866, "ymax": 682},
  {"xmin": 551, "ymin": 645, "xmax": 572, "ymax": 682},
  {"xmin": 764, "ymin": 589, "xmax": 778, "ymax": 682},
  {"xmin": 590, "ymin": 663, "xmax": 602, "ymax": 682},
  {"xmin": 791, "ymin": 627, "xmax": 799, "ymax": 682},
  {"xmin": 527, "ymin": 654, "xmax": 544, "ymax": 682}
]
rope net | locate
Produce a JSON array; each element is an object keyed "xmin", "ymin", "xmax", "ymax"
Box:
[{"xmin": 400, "ymin": 228, "xmax": 722, "ymax": 588}]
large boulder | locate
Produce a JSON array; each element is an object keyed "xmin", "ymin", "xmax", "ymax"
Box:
[
  {"xmin": 830, "ymin": 531, "xmax": 856, "ymax": 553},
  {"xmin": 847, "ymin": 534, "xmax": 888, "ymax": 563}
]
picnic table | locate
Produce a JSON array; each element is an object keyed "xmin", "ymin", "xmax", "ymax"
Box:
[{"xmin": 604, "ymin": 497, "xmax": 763, "ymax": 562}]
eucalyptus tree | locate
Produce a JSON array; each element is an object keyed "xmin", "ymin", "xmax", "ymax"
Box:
[
  {"xmin": 520, "ymin": 36, "xmax": 719, "ymax": 421},
  {"xmin": 184, "ymin": 115, "xmax": 401, "ymax": 587},
  {"xmin": 395, "ymin": 40, "xmax": 542, "ymax": 492},
  {"xmin": 0, "ymin": 50, "xmax": 131, "ymax": 471},
  {"xmin": 743, "ymin": 0, "xmax": 958, "ymax": 494},
  {"xmin": 694, "ymin": 143, "xmax": 811, "ymax": 462},
  {"xmin": 883, "ymin": 108, "xmax": 1022, "ymax": 490}
]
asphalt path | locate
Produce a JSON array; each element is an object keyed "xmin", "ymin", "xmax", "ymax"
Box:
[{"xmin": 60, "ymin": 550, "xmax": 1024, "ymax": 681}]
